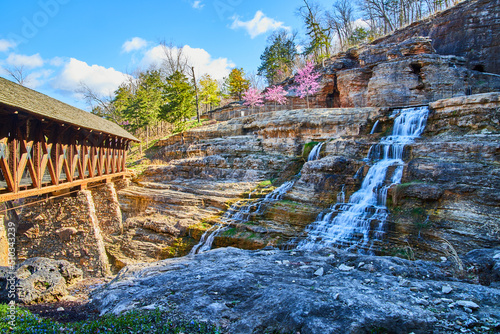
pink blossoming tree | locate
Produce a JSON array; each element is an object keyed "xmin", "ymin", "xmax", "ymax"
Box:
[
  {"xmin": 243, "ymin": 87, "xmax": 264, "ymax": 108},
  {"xmin": 265, "ymin": 85, "xmax": 288, "ymax": 109},
  {"xmin": 295, "ymin": 61, "xmax": 321, "ymax": 109}
]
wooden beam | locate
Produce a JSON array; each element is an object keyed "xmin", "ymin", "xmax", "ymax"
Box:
[
  {"xmin": 8, "ymin": 116, "xmax": 19, "ymax": 193},
  {"xmin": 0, "ymin": 171, "xmax": 131, "ymax": 202}
]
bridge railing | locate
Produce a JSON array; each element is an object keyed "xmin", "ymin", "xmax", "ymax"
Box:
[{"xmin": 0, "ymin": 112, "xmax": 132, "ymax": 202}]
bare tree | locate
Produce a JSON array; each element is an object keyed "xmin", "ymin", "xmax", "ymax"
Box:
[
  {"xmin": 246, "ymin": 71, "xmax": 266, "ymax": 91},
  {"xmin": 159, "ymin": 41, "xmax": 190, "ymax": 77},
  {"xmin": 326, "ymin": 0, "xmax": 355, "ymax": 50},
  {"xmin": 5, "ymin": 65, "xmax": 29, "ymax": 86},
  {"xmin": 77, "ymin": 82, "xmax": 119, "ymax": 122}
]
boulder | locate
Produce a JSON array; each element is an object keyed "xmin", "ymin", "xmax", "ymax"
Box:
[
  {"xmin": 463, "ymin": 248, "xmax": 500, "ymax": 286},
  {"xmin": 91, "ymin": 248, "xmax": 500, "ymax": 334},
  {"xmin": 0, "ymin": 257, "xmax": 82, "ymax": 304}
]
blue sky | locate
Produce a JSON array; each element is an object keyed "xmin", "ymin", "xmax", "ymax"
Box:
[{"xmin": 0, "ymin": 0, "xmax": 336, "ymax": 110}]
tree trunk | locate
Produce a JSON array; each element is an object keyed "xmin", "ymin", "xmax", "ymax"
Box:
[{"xmin": 191, "ymin": 66, "xmax": 200, "ymax": 123}]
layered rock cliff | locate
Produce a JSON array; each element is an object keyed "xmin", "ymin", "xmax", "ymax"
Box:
[{"xmin": 114, "ymin": 92, "xmax": 499, "ymax": 267}]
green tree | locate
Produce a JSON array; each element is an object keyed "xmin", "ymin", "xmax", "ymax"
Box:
[
  {"xmin": 199, "ymin": 74, "xmax": 221, "ymax": 112},
  {"xmin": 112, "ymin": 84, "xmax": 134, "ymax": 128},
  {"xmin": 299, "ymin": 0, "xmax": 332, "ymax": 62},
  {"xmin": 225, "ymin": 68, "xmax": 250, "ymax": 101},
  {"xmin": 258, "ymin": 30, "xmax": 297, "ymax": 85},
  {"xmin": 113, "ymin": 70, "xmax": 164, "ymax": 135},
  {"xmin": 160, "ymin": 71, "xmax": 196, "ymax": 132},
  {"xmin": 348, "ymin": 26, "xmax": 370, "ymax": 46}
]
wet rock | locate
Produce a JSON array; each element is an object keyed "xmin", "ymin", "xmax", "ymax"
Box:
[
  {"xmin": 313, "ymin": 267, "xmax": 324, "ymax": 276},
  {"xmin": 442, "ymin": 285, "xmax": 453, "ymax": 294},
  {"xmin": 463, "ymin": 248, "xmax": 500, "ymax": 286},
  {"xmin": 338, "ymin": 264, "xmax": 355, "ymax": 271},
  {"xmin": 456, "ymin": 300, "xmax": 479, "ymax": 310}
]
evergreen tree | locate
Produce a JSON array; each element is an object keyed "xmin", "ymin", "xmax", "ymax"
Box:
[
  {"xmin": 113, "ymin": 70, "xmax": 164, "ymax": 134},
  {"xmin": 299, "ymin": 0, "xmax": 332, "ymax": 62},
  {"xmin": 160, "ymin": 71, "xmax": 196, "ymax": 132},
  {"xmin": 258, "ymin": 30, "xmax": 297, "ymax": 85}
]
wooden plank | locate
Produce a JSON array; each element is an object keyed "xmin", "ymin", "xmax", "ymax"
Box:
[
  {"xmin": 9, "ymin": 117, "xmax": 19, "ymax": 193},
  {"xmin": 32, "ymin": 122, "xmax": 42, "ymax": 189},
  {"xmin": 16, "ymin": 127, "xmax": 27, "ymax": 182},
  {"xmin": 25, "ymin": 140, "xmax": 39, "ymax": 188},
  {"xmin": 0, "ymin": 156, "xmax": 14, "ymax": 192},
  {"xmin": 77, "ymin": 143, "xmax": 85, "ymax": 179},
  {"xmin": 62, "ymin": 144, "xmax": 72, "ymax": 182},
  {"xmin": 0, "ymin": 171, "xmax": 132, "ymax": 202},
  {"xmin": 91, "ymin": 146, "xmax": 98, "ymax": 177},
  {"xmin": 41, "ymin": 140, "xmax": 56, "ymax": 186}
]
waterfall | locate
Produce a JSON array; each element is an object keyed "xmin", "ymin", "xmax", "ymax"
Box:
[
  {"xmin": 370, "ymin": 120, "xmax": 380, "ymax": 134},
  {"xmin": 297, "ymin": 106, "xmax": 429, "ymax": 252},
  {"xmin": 337, "ymin": 185, "xmax": 345, "ymax": 204},
  {"xmin": 190, "ymin": 180, "xmax": 296, "ymax": 255},
  {"xmin": 189, "ymin": 225, "xmax": 228, "ymax": 255},
  {"xmin": 308, "ymin": 142, "xmax": 324, "ymax": 161}
]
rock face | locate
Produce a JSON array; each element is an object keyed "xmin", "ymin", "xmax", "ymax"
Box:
[
  {"xmin": 116, "ymin": 107, "xmax": 385, "ymax": 265},
  {"xmin": 119, "ymin": 93, "xmax": 499, "ymax": 264},
  {"xmin": 0, "ymin": 257, "xmax": 82, "ymax": 304},
  {"xmin": 332, "ymin": 43, "xmax": 500, "ymax": 108},
  {"xmin": 91, "ymin": 247, "xmax": 500, "ymax": 334},
  {"xmin": 390, "ymin": 93, "xmax": 500, "ymax": 258},
  {"xmin": 370, "ymin": 0, "xmax": 500, "ymax": 75}
]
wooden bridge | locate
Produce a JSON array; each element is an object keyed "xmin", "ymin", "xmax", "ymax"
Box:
[{"xmin": 0, "ymin": 77, "xmax": 139, "ymax": 202}]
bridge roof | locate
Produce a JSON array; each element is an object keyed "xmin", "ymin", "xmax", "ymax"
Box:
[{"xmin": 0, "ymin": 77, "xmax": 138, "ymax": 142}]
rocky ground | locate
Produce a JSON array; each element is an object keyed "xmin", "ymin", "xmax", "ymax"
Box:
[{"xmin": 90, "ymin": 247, "xmax": 500, "ymax": 334}]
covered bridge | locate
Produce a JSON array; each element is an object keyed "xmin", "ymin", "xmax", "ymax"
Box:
[{"xmin": 0, "ymin": 77, "xmax": 139, "ymax": 202}]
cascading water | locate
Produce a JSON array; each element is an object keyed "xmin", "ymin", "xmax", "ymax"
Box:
[
  {"xmin": 190, "ymin": 180, "xmax": 296, "ymax": 255},
  {"xmin": 308, "ymin": 142, "xmax": 324, "ymax": 161},
  {"xmin": 370, "ymin": 120, "xmax": 380, "ymax": 134},
  {"xmin": 191, "ymin": 141, "xmax": 323, "ymax": 257},
  {"xmin": 297, "ymin": 106, "xmax": 429, "ymax": 252}
]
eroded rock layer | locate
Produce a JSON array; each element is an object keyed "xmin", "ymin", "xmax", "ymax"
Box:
[{"xmin": 119, "ymin": 93, "xmax": 499, "ymax": 264}]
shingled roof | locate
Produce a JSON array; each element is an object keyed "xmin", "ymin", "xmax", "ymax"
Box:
[{"xmin": 0, "ymin": 77, "xmax": 139, "ymax": 142}]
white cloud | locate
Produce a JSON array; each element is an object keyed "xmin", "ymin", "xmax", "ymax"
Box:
[
  {"xmin": 192, "ymin": 1, "xmax": 204, "ymax": 9},
  {"xmin": 122, "ymin": 37, "xmax": 148, "ymax": 53},
  {"xmin": 0, "ymin": 39, "xmax": 16, "ymax": 53},
  {"xmin": 141, "ymin": 44, "xmax": 234, "ymax": 81},
  {"xmin": 231, "ymin": 11, "xmax": 290, "ymax": 39},
  {"xmin": 25, "ymin": 69, "xmax": 53, "ymax": 89},
  {"xmin": 53, "ymin": 58, "xmax": 130, "ymax": 96},
  {"xmin": 353, "ymin": 18, "xmax": 370, "ymax": 29},
  {"xmin": 6, "ymin": 53, "xmax": 44, "ymax": 68},
  {"xmin": 49, "ymin": 56, "xmax": 65, "ymax": 67}
]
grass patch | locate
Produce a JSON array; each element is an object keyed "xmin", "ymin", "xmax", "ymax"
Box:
[
  {"xmin": 258, "ymin": 180, "xmax": 272, "ymax": 187},
  {"xmin": 0, "ymin": 304, "xmax": 220, "ymax": 333},
  {"xmin": 221, "ymin": 227, "xmax": 237, "ymax": 237},
  {"xmin": 161, "ymin": 237, "xmax": 196, "ymax": 259}
]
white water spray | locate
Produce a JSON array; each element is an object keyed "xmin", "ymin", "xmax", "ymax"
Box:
[{"xmin": 297, "ymin": 106, "xmax": 429, "ymax": 252}]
